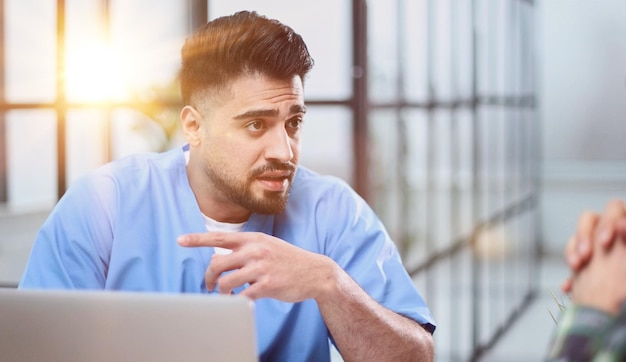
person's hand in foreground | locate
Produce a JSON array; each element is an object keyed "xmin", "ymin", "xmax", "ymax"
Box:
[
  {"xmin": 561, "ymin": 199, "xmax": 626, "ymax": 295},
  {"xmin": 568, "ymin": 214, "xmax": 626, "ymax": 315}
]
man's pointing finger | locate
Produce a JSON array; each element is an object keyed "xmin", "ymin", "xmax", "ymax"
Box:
[{"xmin": 177, "ymin": 232, "xmax": 237, "ymax": 248}]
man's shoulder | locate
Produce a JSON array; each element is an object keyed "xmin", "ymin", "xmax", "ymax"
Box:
[
  {"xmin": 290, "ymin": 165, "xmax": 367, "ymax": 214},
  {"xmin": 68, "ymin": 147, "xmax": 185, "ymax": 193},
  {"xmin": 292, "ymin": 165, "xmax": 352, "ymax": 195},
  {"xmin": 100, "ymin": 147, "xmax": 183, "ymax": 175}
]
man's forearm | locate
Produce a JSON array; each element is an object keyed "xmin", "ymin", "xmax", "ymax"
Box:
[{"xmin": 316, "ymin": 267, "xmax": 434, "ymax": 362}]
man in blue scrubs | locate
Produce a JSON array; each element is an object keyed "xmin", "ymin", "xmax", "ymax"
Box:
[{"xmin": 20, "ymin": 11, "xmax": 435, "ymax": 361}]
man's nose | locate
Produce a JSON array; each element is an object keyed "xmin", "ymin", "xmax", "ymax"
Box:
[{"xmin": 264, "ymin": 127, "xmax": 294, "ymax": 162}]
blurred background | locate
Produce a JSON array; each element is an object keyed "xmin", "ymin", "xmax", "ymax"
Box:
[{"xmin": 0, "ymin": 0, "xmax": 624, "ymax": 361}]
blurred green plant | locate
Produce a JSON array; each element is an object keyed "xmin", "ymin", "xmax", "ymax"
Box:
[
  {"xmin": 548, "ymin": 289, "xmax": 569, "ymax": 325},
  {"xmin": 129, "ymin": 78, "xmax": 183, "ymax": 152}
]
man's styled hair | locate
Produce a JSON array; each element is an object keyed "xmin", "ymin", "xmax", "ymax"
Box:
[{"xmin": 179, "ymin": 11, "xmax": 314, "ymax": 105}]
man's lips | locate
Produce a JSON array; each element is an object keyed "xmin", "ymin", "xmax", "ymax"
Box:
[
  {"xmin": 255, "ymin": 171, "xmax": 293, "ymax": 191},
  {"xmin": 257, "ymin": 170, "xmax": 292, "ymax": 179}
]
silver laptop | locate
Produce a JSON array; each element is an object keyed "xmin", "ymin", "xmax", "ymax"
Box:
[{"xmin": 0, "ymin": 289, "xmax": 258, "ymax": 362}]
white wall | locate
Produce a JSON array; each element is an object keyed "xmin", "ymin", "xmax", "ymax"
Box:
[{"xmin": 538, "ymin": 0, "xmax": 626, "ymax": 255}]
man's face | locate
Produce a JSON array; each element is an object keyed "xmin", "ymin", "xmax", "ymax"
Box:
[{"xmin": 187, "ymin": 73, "xmax": 305, "ymax": 216}]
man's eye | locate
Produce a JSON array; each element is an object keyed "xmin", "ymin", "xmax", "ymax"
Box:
[
  {"xmin": 246, "ymin": 120, "xmax": 263, "ymax": 131},
  {"xmin": 287, "ymin": 118, "xmax": 302, "ymax": 129}
]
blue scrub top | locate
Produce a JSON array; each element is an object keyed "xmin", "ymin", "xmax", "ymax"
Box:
[{"xmin": 20, "ymin": 145, "xmax": 435, "ymax": 361}]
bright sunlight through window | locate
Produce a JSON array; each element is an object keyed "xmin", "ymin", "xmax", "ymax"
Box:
[{"xmin": 65, "ymin": 43, "xmax": 130, "ymax": 103}]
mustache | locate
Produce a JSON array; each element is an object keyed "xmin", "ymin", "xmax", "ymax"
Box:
[{"xmin": 250, "ymin": 161, "xmax": 296, "ymax": 177}]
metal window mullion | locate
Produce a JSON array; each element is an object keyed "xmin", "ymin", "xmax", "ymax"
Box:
[
  {"xmin": 396, "ymin": 0, "xmax": 411, "ymax": 258},
  {"xmin": 56, "ymin": 0, "xmax": 67, "ymax": 200},
  {"xmin": 352, "ymin": 0, "xmax": 369, "ymax": 200},
  {"xmin": 102, "ymin": 0, "xmax": 113, "ymax": 163},
  {"xmin": 0, "ymin": 0, "xmax": 7, "ymax": 203},
  {"xmin": 190, "ymin": 0, "xmax": 208, "ymax": 31}
]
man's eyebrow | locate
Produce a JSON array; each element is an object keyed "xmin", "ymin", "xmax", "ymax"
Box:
[
  {"xmin": 233, "ymin": 105, "xmax": 307, "ymax": 120},
  {"xmin": 291, "ymin": 104, "xmax": 307, "ymax": 114},
  {"xmin": 233, "ymin": 109, "xmax": 278, "ymax": 120}
]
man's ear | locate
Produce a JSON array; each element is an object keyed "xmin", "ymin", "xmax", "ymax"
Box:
[{"xmin": 180, "ymin": 105, "xmax": 202, "ymax": 146}]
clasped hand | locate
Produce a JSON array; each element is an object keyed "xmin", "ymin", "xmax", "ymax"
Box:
[{"xmin": 562, "ymin": 199, "xmax": 626, "ymax": 315}]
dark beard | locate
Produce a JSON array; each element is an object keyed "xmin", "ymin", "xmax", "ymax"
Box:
[
  {"xmin": 206, "ymin": 161, "xmax": 295, "ymax": 215},
  {"xmin": 244, "ymin": 189, "xmax": 291, "ymax": 215}
]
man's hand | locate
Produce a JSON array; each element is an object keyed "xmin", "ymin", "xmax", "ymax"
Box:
[
  {"xmin": 179, "ymin": 231, "xmax": 435, "ymax": 361},
  {"xmin": 177, "ymin": 232, "xmax": 337, "ymax": 302},
  {"xmin": 562, "ymin": 199, "xmax": 626, "ymax": 293}
]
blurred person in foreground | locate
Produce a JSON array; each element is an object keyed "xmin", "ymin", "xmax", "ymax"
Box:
[
  {"xmin": 546, "ymin": 199, "xmax": 626, "ymax": 361},
  {"xmin": 18, "ymin": 11, "xmax": 435, "ymax": 362}
]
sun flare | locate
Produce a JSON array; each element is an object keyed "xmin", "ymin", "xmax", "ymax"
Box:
[{"xmin": 65, "ymin": 43, "xmax": 130, "ymax": 103}]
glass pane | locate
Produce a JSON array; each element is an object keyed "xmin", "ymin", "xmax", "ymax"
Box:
[
  {"xmin": 455, "ymin": 108, "xmax": 475, "ymax": 237},
  {"xmin": 5, "ymin": 0, "xmax": 56, "ymax": 103},
  {"xmin": 403, "ymin": 109, "xmax": 429, "ymax": 265},
  {"xmin": 67, "ymin": 109, "xmax": 108, "ymax": 184},
  {"xmin": 493, "ymin": 1, "xmax": 508, "ymax": 96},
  {"xmin": 475, "ymin": 0, "xmax": 491, "ymax": 96},
  {"xmin": 6, "ymin": 110, "xmax": 57, "ymax": 207},
  {"xmin": 110, "ymin": 108, "xmax": 177, "ymax": 160},
  {"xmin": 475, "ymin": 105, "xmax": 500, "ymax": 219},
  {"xmin": 432, "ymin": 110, "xmax": 454, "ymax": 251},
  {"xmin": 64, "ymin": 0, "xmax": 187, "ymax": 103},
  {"xmin": 403, "ymin": 0, "xmax": 429, "ymax": 102},
  {"xmin": 368, "ymin": 109, "xmax": 400, "ymax": 240},
  {"xmin": 520, "ymin": 3, "xmax": 535, "ymax": 95},
  {"xmin": 299, "ymin": 106, "xmax": 353, "ymax": 185},
  {"xmin": 454, "ymin": 1, "xmax": 474, "ymax": 100},
  {"xmin": 109, "ymin": 0, "xmax": 187, "ymax": 99},
  {"xmin": 209, "ymin": 0, "xmax": 352, "ymax": 101},
  {"xmin": 65, "ymin": 0, "xmax": 110, "ymax": 102},
  {"xmin": 431, "ymin": 0, "xmax": 453, "ymax": 101},
  {"xmin": 368, "ymin": 0, "xmax": 399, "ymax": 102}
]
